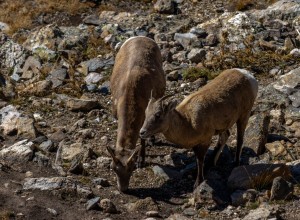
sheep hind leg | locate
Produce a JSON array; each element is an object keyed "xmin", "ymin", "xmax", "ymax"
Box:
[
  {"xmin": 212, "ymin": 130, "xmax": 230, "ymax": 166},
  {"xmin": 235, "ymin": 113, "xmax": 251, "ymax": 166},
  {"xmin": 136, "ymin": 138, "xmax": 146, "ymax": 168},
  {"xmin": 193, "ymin": 145, "xmax": 210, "ymax": 189}
]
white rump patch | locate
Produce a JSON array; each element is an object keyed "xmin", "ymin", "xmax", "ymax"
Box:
[
  {"xmin": 234, "ymin": 68, "xmax": 258, "ymax": 97},
  {"xmin": 120, "ymin": 36, "xmax": 155, "ymax": 49}
]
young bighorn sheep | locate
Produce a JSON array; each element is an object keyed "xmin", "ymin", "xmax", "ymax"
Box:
[
  {"xmin": 140, "ymin": 68, "xmax": 258, "ymax": 188},
  {"xmin": 108, "ymin": 36, "xmax": 166, "ymax": 192}
]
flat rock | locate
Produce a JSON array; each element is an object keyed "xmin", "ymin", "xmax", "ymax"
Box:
[
  {"xmin": 166, "ymin": 213, "xmax": 190, "ymax": 220},
  {"xmin": 66, "ymin": 98, "xmax": 100, "ymax": 112},
  {"xmin": 152, "ymin": 165, "xmax": 181, "ymax": 180},
  {"xmin": 228, "ymin": 164, "xmax": 291, "ymax": 190},
  {"xmin": 0, "ymin": 140, "xmax": 34, "ymax": 163},
  {"xmin": 242, "ymin": 206, "xmax": 272, "ymax": 220},
  {"xmin": 265, "ymin": 141, "xmax": 287, "ymax": 157}
]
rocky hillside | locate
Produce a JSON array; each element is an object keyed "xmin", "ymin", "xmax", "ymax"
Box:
[{"xmin": 0, "ymin": 0, "xmax": 300, "ymax": 219}]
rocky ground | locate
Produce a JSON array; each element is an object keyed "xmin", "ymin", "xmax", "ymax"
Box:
[{"xmin": 0, "ymin": 0, "xmax": 300, "ymax": 219}]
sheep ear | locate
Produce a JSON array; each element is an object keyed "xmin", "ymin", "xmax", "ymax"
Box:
[
  {"xmin": 106, "ymin": 146, "xmax": 119, "ymax": 163},
  {"xmin": 163, "ymin": 99, "xmax": 178, "ymax": 112}
]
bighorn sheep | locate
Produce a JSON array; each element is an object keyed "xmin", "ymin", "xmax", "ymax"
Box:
[
  {"xmin": 108, "ymin": 36, "xmax": 166, "ymax": 192},
  {"xmin": 140, "ymin": 68, "xmax": 258, "ymax": 188}
]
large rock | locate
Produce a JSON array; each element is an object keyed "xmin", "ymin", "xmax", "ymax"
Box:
[
  {"xmin": 23, "ymin": 177, "xmax": 92, "ymax": 198},
  {"xmin": 273, "ymin": 67, "xmax": 300, "ymax": 94},
  {"xmin": 251, "ymin": 0, "xmax": 300, "ymax": 22},
  {"xmin": 243, "ymin": 113, "xmax": 270, "ymax": 155},
  {"xmin": 0, "ymin": 34, "xmax": 28, "ymax": 70},
  {"xmin": 270, "ymin": 176, "xmax": 293, "ymax": 201},
  {"xmin": 227, "ymin": 164, "xmax": 291, "ymax": 190},
  {"xmin": 0, "ymin": 139, "xmax": 34, "ymax": 162}
]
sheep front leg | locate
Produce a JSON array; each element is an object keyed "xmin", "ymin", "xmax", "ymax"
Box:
[
  {"xmin": 193, "ymin": 145, "xmax": 209, "ymax": 189},
  {"xmin": 136, "ymin": 138, "xmax": 146, "ymax": 168}
]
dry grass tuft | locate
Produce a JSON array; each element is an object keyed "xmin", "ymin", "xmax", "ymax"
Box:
[
  {"xmin": 0, "ymin": 0, "xmax": 92, "ymax": 34},
  {"xmin": 228, "ymin": 0, "xmax": 278, "ymax": 11}
]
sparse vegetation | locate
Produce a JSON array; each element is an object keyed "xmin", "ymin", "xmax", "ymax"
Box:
[
  {"xmin": 208, "ymin": 49, "xmax": 299, "ymax": 75},
  {"xmin": 0, "ymin": 0, "xmax": 93, "ymax": 35},
  {"xmin": 182, "ymin": 67, "xmax": 219, "ymax": 81},
  {"xmin": 228, "ymin": 0, "xmax": 278, "ymax": 11}
]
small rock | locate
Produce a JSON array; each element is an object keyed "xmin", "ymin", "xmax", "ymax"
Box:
[
  {"xmin": 25, "ymin": 171, "xmax": 33, "ymax": 178},
  {"xmin": 17, "ymin": 117, "xmax": 37, "ymax": 139},
  {"xmin": 47, "ymin": 208, "xmax": 58, "ymax": 216},
  {"xmin": 154, "ymin": 0, "xmax": 177, "ymax": 14},
  {"xmin": 61, "ymin": 142, "xmax": 84, "ymax": 162},
  {"xmin": 231, "ymin": 189, "xmax": 257, "ymax": 207},
  {"xmin": 187, "ymin": 48, "xmax": 206, "ymax": 63},
  {"xmin": 183, "ymin": 208, "xmax": 197, "ymax": 216},
  {"xmin": 86, "ymin": 197, "xmax": 100, "ymax": 210},
  {"xmin": 39, "ymin": 140, "xmax": 56, "ymax": 152},
  {"xmin": 46, "ymin": 68, "xmax": 68, "ymax": 88},
  {"xmin": 33, "ymin": 152, "xmax": 50, "ymax": 167},
  {"xmin": 242, "ymin": 206, "xmax": 272, "ymax": 220},
  {"xmin": 100, "ymin": 199, "xmax": 117, "ymax": 214},
  {"xmin": 66, "ymin": 98, "xmax": 100, "ymax": 112},
  {"xmin": 167, "ymin": 70, "xmax": 179, "ymax": 81},
  {"xmin": 146, "ymin": 211, "xmax": 160, "ymax": 217},
  {"xmin": 205, "ymin": 33, "xmax": 218, "ymax": 46},
  {"xmin": 265, "ymin": 141, "xmax": 287, "ymax": 157},
  {"xmin": 174, "ymin": 33, "xmax": 198, "ymax": 48},
  {"xmin": 270, "ymin": 176, "xmax": 293, "ymax": 201},
  {"xmin": 85, "ymin": 72, "xmax": 103, "ymax": 85},
  {"xmin": 92, "ymin": 178, "xmax": 110, "ymax": 187},
  {"xmin": 166, "ymin": 213, "xmax": 190, "ymax": 220},
  {"xmin": 49, "ymin": 129, "xmax": 66, "ymax": 143},
  {"xmin": 126, "ymin": 197, "xmax": 158, "ymax": 212}
]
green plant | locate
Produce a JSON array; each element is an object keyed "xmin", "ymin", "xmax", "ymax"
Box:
[{"xmin": 182, "ymin": 67, "xmax": 219, "ymax": 81}]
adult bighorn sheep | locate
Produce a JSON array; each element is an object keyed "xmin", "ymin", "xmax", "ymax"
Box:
[
  {"xmin": 107, "ymin": 36, "xmax": 166, "ymax": 192},
  {"xmin": 140, "ymin": 68, "xmax": 258, "ymax": 188}
]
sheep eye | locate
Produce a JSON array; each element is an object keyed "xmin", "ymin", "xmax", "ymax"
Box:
[{"xmin": 155, "ymin": 113, "xmax": 160, "ymax": 118}]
